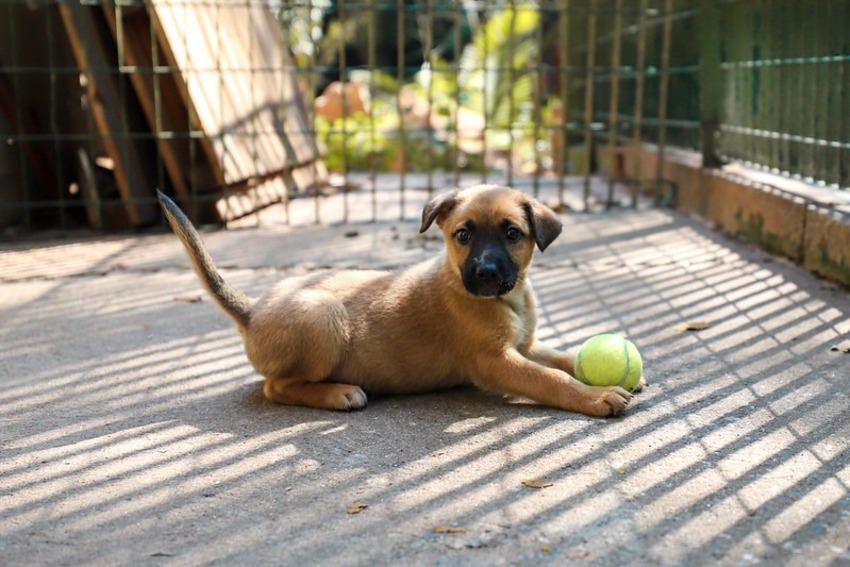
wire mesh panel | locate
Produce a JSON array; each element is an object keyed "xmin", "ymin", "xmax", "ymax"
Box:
[
  {"xmin": 0, "ymin": 0, "xmax": 325, "ymax": 232},
  {"xmin": 0, "ymin": 0, "xmax": 847, "ymax": 234},
  {"xmin": 718, "ymin": 0, "xmax": 850, "ymax": 189},
  {"xmin": 280, "ymin": 0, "xmax": 688, "ymax": 222}
]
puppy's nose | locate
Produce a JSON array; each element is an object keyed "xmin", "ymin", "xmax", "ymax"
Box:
[{"xmin": 474, "ymin": 262, "xmax": 500, "ymax": 283}]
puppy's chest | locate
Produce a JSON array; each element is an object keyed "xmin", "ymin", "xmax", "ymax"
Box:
[{"xmin": 501, "ymin": 291, "xmax": 535, "ymax": 347}]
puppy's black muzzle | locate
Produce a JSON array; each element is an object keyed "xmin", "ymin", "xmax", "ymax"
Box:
[{"xmin": 462, "ymin": 245, "xmax": 518, "ymax": 298}]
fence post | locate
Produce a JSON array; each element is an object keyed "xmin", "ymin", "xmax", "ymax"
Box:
[
  {"xmin": 630, "ymin": 0, "xmax": 648, "ymax": 209},
  {"xmin": 655, "ymin": 0, "xmax": 672, "ymax": 194},
  {"xmin": 605, "ymin": 0, "xmax": 623, "ymax": 209},
  {"xmin": 699, "ymin": 0, "xmax": 722, "ymax": 168},
  {"xmin": 582, "ymin": 0, "xmax": 597, "ymax": 210}
]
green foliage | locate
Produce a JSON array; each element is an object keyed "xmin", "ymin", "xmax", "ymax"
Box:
[
  {"xmin": 314, "ymin": 71, "xmax": 478, "ymax": 174},
  {"xmin": 457, "ymin": 4, "xmax": 539, "ymax": 133},
  {"xmin": 311, "ymin": 2, "xmax": 549, "ymax": 172}
]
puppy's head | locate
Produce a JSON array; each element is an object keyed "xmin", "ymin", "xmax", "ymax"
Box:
[{"xmin": 420, "ymin": 185, "xmax": 562, "ymax": 298}]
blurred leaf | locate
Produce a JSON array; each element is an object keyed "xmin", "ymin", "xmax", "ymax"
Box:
[
  {"xmin": 433, "ymin": 524, "xmax": 467, "ymax": 534},
  {"xmin": 457, "ymin": 4, "xmax": 540, "ymax": 134},
  {"xmin": 522, "ymin": 479, "xmax": 553, "ymax": 489},
  {"xmin": 674, "ymin": 321, "xmax": 710, "ymax": 332},
  {"xmin": 346, "ymin": 501, "xmax": 368, "ymax": 514}
]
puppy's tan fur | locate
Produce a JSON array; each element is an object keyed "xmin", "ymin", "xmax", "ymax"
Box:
[{"xmin": 158, "ymin": 185, "xmax": 634, "ymax": 417}]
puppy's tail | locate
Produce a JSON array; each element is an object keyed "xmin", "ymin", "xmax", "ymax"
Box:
[{"xmin": 157, "ymin": 190, "xmax": 252, "ymax": 328}]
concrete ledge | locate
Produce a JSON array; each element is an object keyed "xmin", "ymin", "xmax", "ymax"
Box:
[
  {"xmin": 804, "ymin": 208, "xmax": 850, "ymax": 285},
  {"xmin": 623, "ymin": 145, "xmax": 850, "ymax": 287}
]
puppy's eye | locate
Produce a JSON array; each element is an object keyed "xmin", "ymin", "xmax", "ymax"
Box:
[
  {"xmin": 455, "ymin": 228, "xmax": 471, "ymax": 244},
  {"xmin": 505, "ymin": 227, "xmax": 522, "ymax": 242}
]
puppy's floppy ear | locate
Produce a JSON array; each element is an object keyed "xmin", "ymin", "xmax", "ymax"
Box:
[
  {"xmin": 524, "ymin": 199, "xmax": 563, "ymax": 251},
  {"xmin": 420, "ymin": 190, "xmax": 459, "ymax": 233}
]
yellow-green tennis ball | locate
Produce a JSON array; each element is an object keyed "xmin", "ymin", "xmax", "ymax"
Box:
[{"xmin": 575, "ymin": 334, "xmax": 643, "ymax": 391}]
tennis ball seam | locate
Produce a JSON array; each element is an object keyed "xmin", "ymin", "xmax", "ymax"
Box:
[
  {"xmin": 617, "ymin": 339, "xmax": 630, "ymax": 389},
  {"xmin": 575, "ymin": 350, "xmax": 584, "ymax": 382}
]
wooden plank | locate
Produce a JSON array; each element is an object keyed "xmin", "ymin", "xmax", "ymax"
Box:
[
  {"xmin": 58, "ymin": 2, "xmax": 157, "ymax": 226},
  {"xmin": 100, "ymin": 0, "xmax": 324, "ymax": 222},
  {"xmin": 215, "ymin": 160, "xmax": 327, "ymax": 223},
  {"xmin": 150, "ymin": 0, "xmax": 322, "ymax": 185},
  {"xmin": 101, "ymin": 3, "xmax": 221, "ymax": 223},
  {"xmin": 103, "ymin": 6, "xmax": 199, "ymax": 197}
]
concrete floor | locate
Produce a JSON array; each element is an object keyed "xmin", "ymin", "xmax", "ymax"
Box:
[{"xmin": 1, "ymin": 179, "xmax": 849, "ymax": 566}]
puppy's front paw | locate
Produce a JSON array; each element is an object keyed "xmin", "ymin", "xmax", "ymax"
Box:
[{"xmin": 587, "ymin": 386, "xmax": 632, "ymax": 417}]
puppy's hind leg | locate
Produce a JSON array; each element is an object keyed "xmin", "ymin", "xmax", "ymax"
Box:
[
  {"xmin": 250, "ymin": 289, "xmax": 366, "ymax": 411},
  {"xmin": 263, "ymin": 378, "xmax": 367, "ymax": 411}
]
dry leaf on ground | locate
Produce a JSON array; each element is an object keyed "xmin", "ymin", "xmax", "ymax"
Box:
[
  {"xmin": 522, "ymin": 479, "xmax": 554, "ymax": 489},
  {"xmin": 433, "ymin": 524, "xmax": 467, "ymax": 534},
  {"xmin": 346, "ymin": 501, "xmax": 368, "ymax": 514},
  {"xmin": 674, "ymin": 320, "xmax": 710, "ymax": 332}
]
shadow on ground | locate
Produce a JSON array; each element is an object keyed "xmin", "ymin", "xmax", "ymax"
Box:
[{"xmin": 1, "ymin": 185, "xmax": 848, "ymax": 566}]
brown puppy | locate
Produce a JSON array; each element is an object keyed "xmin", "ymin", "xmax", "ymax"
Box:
[{"xmin": 158, "ymin": 185, "xmax": 634, "ymax": 417}]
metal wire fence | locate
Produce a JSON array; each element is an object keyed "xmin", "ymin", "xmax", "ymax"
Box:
[
  {"xmin": 717, "ymin": 0, "xmax": 849, "ymax": 188},
  {"xmin": 0, "ymin": 0, "xmax": 847, "ymax": 233}
]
